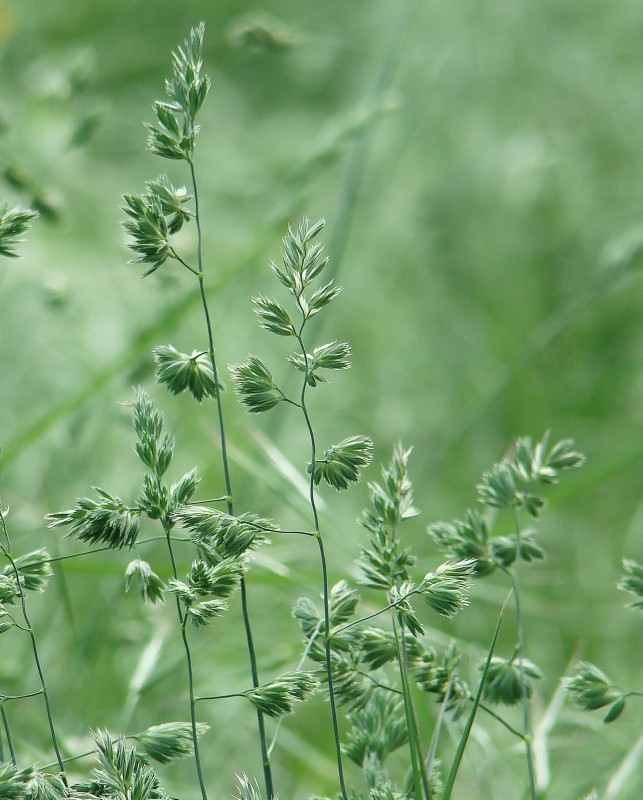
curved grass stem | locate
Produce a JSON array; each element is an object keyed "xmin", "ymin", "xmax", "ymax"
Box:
[
  {"xmin": 393, "ymin": 617, "xmax": 430, "ymax": 800},
  {"xmin": 164, "ymin": 526, "xmax": 209, "ymax": 800},
  {"xmin": 294, "ymin": 329, "xmax": 348, "ymax": 800},
  {"xmin": 443, "ymin": 590, "xmax": 512, "ymax": 799},
  {"xmin": 0, "ymin": 509, "xmax": 67, "ymax": 784},
  {"xmin": 187, "ymin": 158, "xmax": 273, "ymax": 800},
  {"xmin": 512, "ymin": 508, "xmax": 538, "ymax": 800}
]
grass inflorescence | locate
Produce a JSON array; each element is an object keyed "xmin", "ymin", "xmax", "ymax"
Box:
[{"xmin": 0, "ymin": 21, "xmax": 641, "ymax": 800}]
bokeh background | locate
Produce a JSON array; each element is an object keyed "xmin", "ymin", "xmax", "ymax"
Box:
[{"xmin": 1, "ymin": 0, "xmax": 642, "ymax": 797}]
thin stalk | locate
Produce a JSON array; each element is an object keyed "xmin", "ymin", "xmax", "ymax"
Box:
[
  {"xmin": 400, "ymin": 629, "xmax": 431, "ymax": 798},
  {"xmin": 425, "ymin": 674, "xmax": 453, "ymax": 784},
  {"xmin": 267, "ymin": 620, "xmax": 323, "ymax": 758},
  {"xmin": 41, "ymin": 730, "xmax": 149, "ymax": 771},
  {"xmin": 357, "ymin": 671, "xmax": 403, "ymax": 695},
  {"xmin": 195, "ymin": 693, "xmax": 246, "ymax": 702},
  {"xmin": 334, "ymin": 590, "xmax": 421, "ymax": 634},
  {"xmin": 392, "ymin": 617, "xmax": 426, "ymax": 800},
  {"xmin": 476, "ymin": 700, "xmax": 527, "ymax": 741},
  {"xmin": 295, "ymin": 330, "xmax": 348, "ymax": 800},
  {"xmin": 164, "ymin": 526, "xmax": 209, "ymax": 800},
  {"xmin": 45, "ymin": 535, "xmax": 186, "ymax": 564},
  {"xmin": 0, "ymin": 691, "xmax": 44, "ymax": 702},
  {"xmin": 187, "ymin": 157, "xmax": 273, "ymax": 800},
  {"xmin": 1, "ymin": 706, "xmax": 16, "ymax": 765},
  {"xmin": 512, "ymin": 508, "xmax": 538, "ymax": 800},
  {"xmin": 0, "ymin": 511, "xmax": 67, "ymax": 784},
  {"xmin": 442, "ymin": 590, "xmax": 512, "ymax": 800}
]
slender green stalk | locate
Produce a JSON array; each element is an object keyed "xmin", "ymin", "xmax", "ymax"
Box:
[
  {"xmin": 0, "ymin": 510, "xmax": 67, "ymax": 784},
  {"xmin": 442, "ymin": 590, "xmax": 511, "ymax": 800},
  {"xmin": 425, "ymin": 674, "xmax": 453, "ymax": 784},
  {"xmin": 0, "ymin": 691, "xmax": 44, "ymax": 702},
  {"xmin": 512, "ymin": 508, "xmax": 538, "ymax": 800},
  {"xmin": 393, "ymin": 618, "xmax": 429, "ymax": 800},
  {"xmin": 400, "ymin": 631, "xmax": 431, "ymax": 798},
  {"xmin": 1, "ymin": 706, "xmax": 16, "ymax": 764},
  {"xmin": 334, "ymin": 590, "xmax": 422, "ymax": 634},
  {"xmin": 294, "ymin": 329, "xmax": 348, "ymax": 800},
  {"xmin": 44, "ymin": 535, "xmax": 188, "ymax": 565},
  {"xmin": 477, "ymin": 701, "xmax": 527, "ymax": 741},
  {"xmin": 195, "ymin": 693, "xmax": 246, "ymax": 702},
  {"xmin": 187, "ymin": 158, "xmax": 273, "ymax": 800},
  {"xmin": 357, "ymin": 671, "xmax": 403, "ymax": 695},
  {"xmin": 163, "ymin": 526, "xmax": 209, "ymax": 800},
  {"xmin": 267, "ymin": 620, "xmax": 323, "ymax": 758}
]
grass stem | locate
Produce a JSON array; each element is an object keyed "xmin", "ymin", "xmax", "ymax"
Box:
[
  {"xmin": 1, "ymin": 706, "xmax": 16, "ymax": 765},
  {"xmin": 188, "ymin": 157, "xmax": 274, "ymax": 800},
  {"xmin": 512, "ymin": 508, "xmax": 538, "ymax": 800},
  {"xmin": 164, "ymin": 526, "xmax": 209, "ymax": 800},
  {"xmin": 293, "ymin": 325, "xmax": 348, "ymax": 800},
  {"xmin": 443, "ymin": 590, "xmax": 512, "ymax": 799},
  {"xmin": 0, "ymin": 509, "xmax": 67, "ymax": 784}
]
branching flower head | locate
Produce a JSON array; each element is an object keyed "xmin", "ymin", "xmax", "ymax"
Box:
[
  {"xmin": 419, "ymin": 559, "xmax": 475, "ymax": 619},
  {"xmin": 565, "ymin": 662, "xmax": 628, "ymax": 722},
  {"xmin": 308, "ymin": 435, "xmax": 374, "ymax": 491},
  {"xmin": 134, "ymin": 721, "xmax": 209, "ymax": 764},
  {"xmin": 154, "ymin": 344, "xmax": 220, "ymax": 402},
  {"xmin": 4, "ymin": 549, "xmax": 53, "ymax": 594},
  {"xmin": 229, "ymin": 356, "xmax": 284, "ymax": 413},
  {"xmin": 234, "ymin": 774, "xmax": 274, "ymax": 800},
  {"xmin": 428, "ymin": 510, "xmax": 495, "ymax": 576},
  {"xmin": 477, "ymin": 433, "xmax": 585, "ymax": 518},
  {"xmin": 125, "ymin": 559, "xmax": 166, "ymax": 604},
  {"xmin": 47, "ymin": 488, "xmax": 140, "ymax": 550},
  {"xmin": 618, "ymin": 558, "xmax": 643, "ymax": 611},
  {"xmin": 0, "ymin": 204, "xmax": 38, "ymax": 258},
  {"xmin": 480, "ymin": 652, "xmax": 542, "ymax": 706},
  {"xmin": 246, "ymin": 671, "xmax": 319, "ymax": 718},
  {"xmin": 0, "ymin": 762, "xmax": 32, "ymax": 800},
  {"xmin": 146, "ymin": 23, "xmax": 210, "ymax": 161}
]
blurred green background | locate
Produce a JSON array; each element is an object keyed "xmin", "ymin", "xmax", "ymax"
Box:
[{"xmin": 1, "ymin": 0, "xmax": 642, "ymax": 797}]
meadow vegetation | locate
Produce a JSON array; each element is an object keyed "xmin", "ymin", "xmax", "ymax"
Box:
[{"xmin": 0, "ymin": 3, "xmax": 642, "ymax": 799}]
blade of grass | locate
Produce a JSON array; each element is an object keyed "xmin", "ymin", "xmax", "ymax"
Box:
[
  {"xmin": 604, "ymin": 733, "xmax": 643, "ymax": 800},
  {"xmin": 442, "ymin": 590, "xmax": 511, "ymax": 800}
]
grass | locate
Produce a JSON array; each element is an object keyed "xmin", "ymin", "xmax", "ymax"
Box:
[{"xmin": 0, "ymin": 2, "xmax": 642, "ymax": 798}]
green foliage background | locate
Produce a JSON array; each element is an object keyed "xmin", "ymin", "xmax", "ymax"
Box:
[{"xmin": 0, "ymin": 0, "xmax": 642, "ymax": 797}]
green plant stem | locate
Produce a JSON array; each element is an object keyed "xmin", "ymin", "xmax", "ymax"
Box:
[
  {"xmin": 164, "ymin": 526, "xmax": 209, "ymax": 800},
  {"xmin": 357, "ymin": 671, "xmax": 403, "ymax": 695},
  {"xmin": 443, "ymin": 590, "xmax": 511, "ymax": 799},
  {"xmin": 45, "ymin": 535, "xmax": 188, "ymax": 564},
  {"xmin": 476, "ymin": 700, "xmax": 527, "ymax": 741},
  {"xmin": 333, "ymin": 590, "xmax": 421, "ymax": 634},
  {"xmin": 294, "ymin": 328, "xmax": 348, "ymax": 800},
  {"xmin": 0, "ymin": 512, "xmax": 67, "ymax": 785},
  {"xmin": 425, "ymin": 674, "xmax": 453, "ymax": 784},
  {"xmin": 1, "ymin": 706, "xmax": 16, "ymax": 764},
  {"xmin": 512, "ymin": 508, "xmax": 538, "ymax": 800},
  {"xmin": 267, "ymin": 620, "xmax": 323, "ymax": 758},
  {"xmin": 392, "ymin": 617, "xmax": 427, "ymax": 800},
  {"xmin": 0, "ymin": 691, "xmax": 44, "ymax": 702},
  {"xmin": 187, "ymin": 157, "xmax": 273, "ymax": 800},
  {"xmin": 195, "ymin": 692, "xmax": 246, "ymax": 702},
  {"xmin": 41, "ymin": 731, "xmax": 148, "ymax": 770},
  {"xmin": 402, "ymin": 629, "xmax": 432, "ymax": 799}
]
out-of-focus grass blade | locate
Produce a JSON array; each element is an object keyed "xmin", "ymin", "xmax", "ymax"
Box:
[
  {"xmin": 442, "ymin": 591, "xmax": 511, "ymax": 800},
  {"xmin": 604, "ymin": 733, "xmax": 643, "ymax": 800}
]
